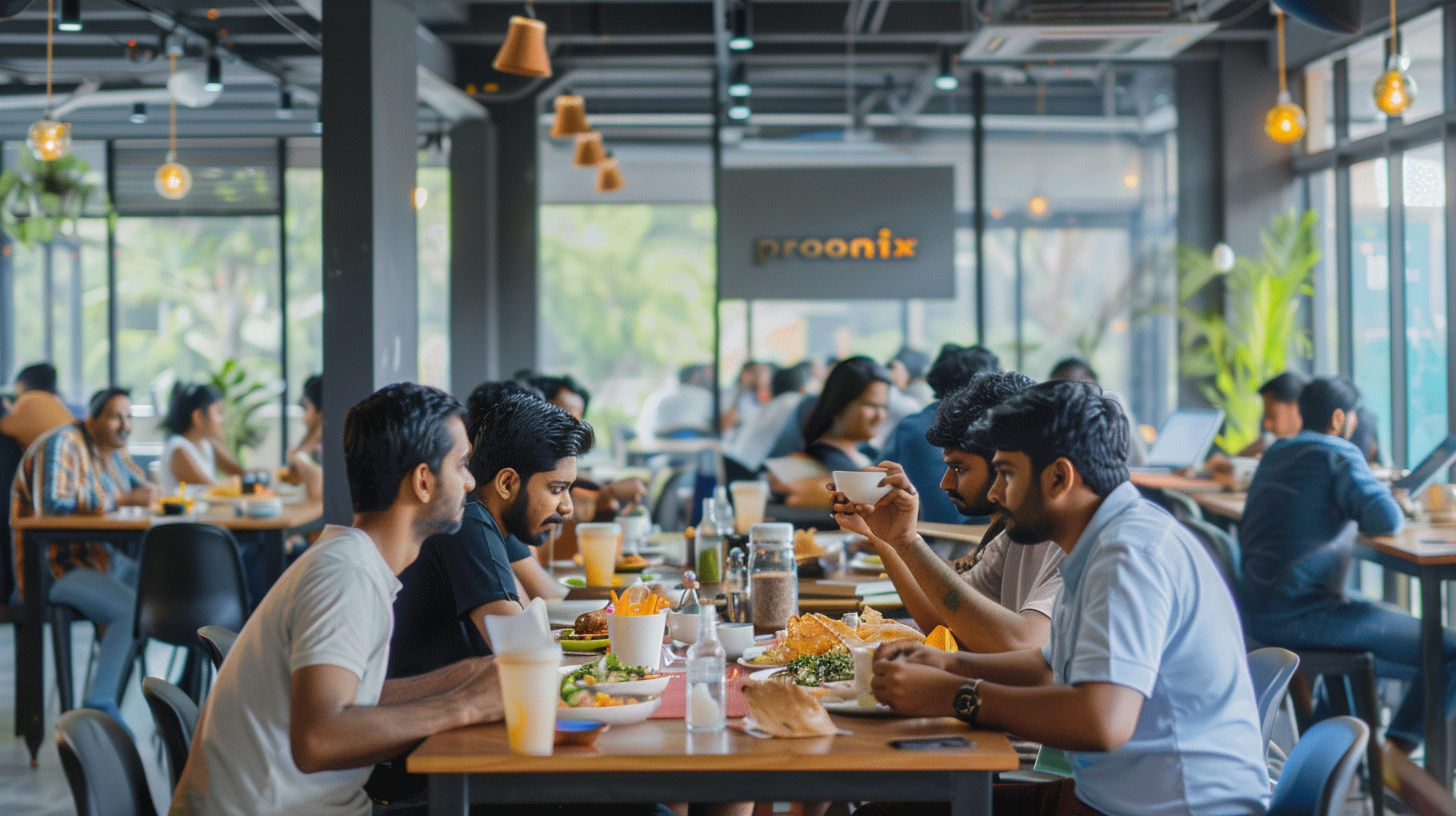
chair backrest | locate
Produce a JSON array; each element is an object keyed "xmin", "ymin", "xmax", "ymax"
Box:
[
  {"xmin": 1181, "ymin": 517, "xmax": 1242, "ymax": 595},
  {"xmin": 1157, "ymin": 489, "xmax": 1205, "ymax": 524},
  {"xmin": 197, "ymin": 625, "xmax": 239, "ymax": 669},
  {"xmin": 133, "ymin": 523, "xmax": 249, "ymax": 647},
  {"xmin": 0, "ymin": 432, "xmax": 24, "ymax": 603},
  {"xmin": 141, "ymin": 676, "xmax": 199, "ymax": 791},
  {"xmin": 1248, "ymin": 647, "xmax": 1301, "ymax": 751},
  {"xmin": 55, "ymin": 708, "xmax": 159, "ymax": 816},
  {"xmin": 1269, "ymin": 716, "xmax": 1370, "ymax": 816}
]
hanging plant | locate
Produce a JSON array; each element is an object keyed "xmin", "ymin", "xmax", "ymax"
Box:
[{"xmin": 0, "ymin": 151, "xmax": 98, "ymax": 246}]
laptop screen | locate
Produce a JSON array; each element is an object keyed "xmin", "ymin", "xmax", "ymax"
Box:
[
  {"xmin": 1145, "ymin": 410, "xmax": 1225, "ymax": 469},
  {"xmin": 1394, "ymin": 434, "xmax": 1456, "ymax": 496}
]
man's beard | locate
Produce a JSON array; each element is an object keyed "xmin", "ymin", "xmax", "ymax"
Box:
[
  {"xmin": 503, "ymin": 490, "xmax": 564, "ymax": 544},
  {"xmin": 417, "ymin": 492, "xmax": 466, "ymax": 538},
  {"xmin": 945, "ymin": 489, "xmax": 994, "ymax": 517},
  {"xmin": 1002, "ymin": 485, "xmax": 1053, "ymax": 545}
]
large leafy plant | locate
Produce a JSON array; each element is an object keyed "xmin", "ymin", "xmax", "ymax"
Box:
[
  {"xmin": 0, "ymin": 152, "xmax": 99, "ymax": 245},
  {"xmin": 1178, "ymin": 210, "xmax": 1318, "ymax": 454},
  {"xmin": 208, "ymin": 359, "xmax": 276, "ymax": 467}
]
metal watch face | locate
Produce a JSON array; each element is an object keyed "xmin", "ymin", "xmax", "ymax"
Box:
[{"xmin": 954, "ymin": 684, "xmax": 978, "ymax": 718}]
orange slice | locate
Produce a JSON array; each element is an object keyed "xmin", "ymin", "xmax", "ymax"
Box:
[{"xmin": 924, "ymin": 626, "xmax": 958, "ymax": 652}]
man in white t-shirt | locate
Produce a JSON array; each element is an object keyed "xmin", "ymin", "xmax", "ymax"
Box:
[
  {"xmin": 833, "ymin": 371, "xmax": 1063, "ymax": 653},
  {"xmin": 171, "ymin": 383, "xmax": 503, "ymax": 816}
]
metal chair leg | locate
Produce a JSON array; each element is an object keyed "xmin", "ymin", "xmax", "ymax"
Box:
[{"xmin": 48, "ymin": 604, "xmax": 75, "ymax": 713}]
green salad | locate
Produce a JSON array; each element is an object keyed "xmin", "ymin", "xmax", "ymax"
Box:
[
  {"xmin": 560, "ymin": 654, "xmax": 656, "ymax": 707},
  {"xmin": 784, "ymin": 650, "xmax": 854, "ymax": 687}
]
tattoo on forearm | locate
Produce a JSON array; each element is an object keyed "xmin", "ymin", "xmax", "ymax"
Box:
[{"xmin": 942, "ymin": 586, "xmax": 962, "ymax": 612}]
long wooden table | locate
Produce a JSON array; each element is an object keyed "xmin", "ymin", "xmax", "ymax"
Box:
[
  {"xmin": 1191, "ymin": 491, "xmax": 1246, "ymax": 522},
  {"xmin": 10, "ymin": 500, "xmax": 324, "ymax": 763},
  {"xmin": 409, "ymin": 715, "xmax": 1019, "ymax": 816}
]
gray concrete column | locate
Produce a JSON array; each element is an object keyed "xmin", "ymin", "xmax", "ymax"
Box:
[
  {"xmin": 320, "ymin": 0, "xmax": 419, "ymax": 523},
  {"xmin": 483, "ymin": 95, "xmax": 540, "ymax": 379},
  {"xmin": 449, "ymin": 116, "xmax": 498, "ymax": 399}
]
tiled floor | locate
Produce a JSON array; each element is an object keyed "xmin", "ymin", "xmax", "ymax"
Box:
[{"xmin": 0, "ymin": 622, "xmax": 176, "ymax": 816}]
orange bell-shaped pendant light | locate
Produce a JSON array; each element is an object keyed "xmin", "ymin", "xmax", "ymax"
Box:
[
  {"xmin": 551, "ymin": 92, "xmax": 590, "ymax": 138},
  {"xmin": 493, "ymin": 14, "xmax": 552, "ymax": 78},
  {"xmin": 596, "ymin": 154, "xmax": 624, "ymax": 193},
  {"xmin": 573, "ymin": 131, "xmax": 607, "ymax": 167}
]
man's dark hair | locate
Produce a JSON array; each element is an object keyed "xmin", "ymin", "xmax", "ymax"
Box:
[
  {"xmin": 301, "ymin": 374, "xmax": 323, "ymax": 410},
  {"xmin": 802, "ymin": 356, "xmax": 892, "ymax": 444},
  {"xmin": 532, "ymin": 375, "xmax": 592, "ymax": 413},
  {"xmin": 968, "ymin": 380, "xmax": 1129, "ymax": 497},
  {"xmin": 343, "ymin": 383, "xmax": 467, "ymax": 514},
  {"xmin": 771, "ymin": 363, "xmax": 811, "ymax": 397},
  {"xmin": 87, "ymin": 387, "xmax": 131, "ymax": 420},
  {"xmin": 926, "ymin": 372, "xmax": 1037, "ymax": 457},
  {"xmin": 16, "ymin": 363, "xmax": 57, "ymax": 393},
  {"xmin": 925, "ymin": 345, "xmax": 1002, "ymax": 400},
  {"xmin": 1349, "ymin": 407, "xmax": 1381, "ymax": 464},
  {"xmin": 891, "ymin": 347, "xmax": 931, "ymax": 380},
  {"xmin": 1048, "ymin": 357, "xmax": 1099, "ymax": 383},
  {"xmin": 469, "ymin": 392, "xmax": 595, "ymax": 487},
  {"xmin": 465, "ymin": 380, "xmax": 544, "ymax": 441},
  {"xmin": 164, "ymin": 382, "xmax": 223, "ymax": 435},
  {"xmin": 1298, "ymin": 376, "xmax": 1362, "ymax": 434},
  {"xmin": 1258, "ymin": 371, "xmax": 1308, "ymax": 404}
]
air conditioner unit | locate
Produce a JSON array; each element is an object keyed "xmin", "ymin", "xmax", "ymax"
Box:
[{"xmin": 961, "ymin": 22, "xmax": 1217, "ymax": 62}]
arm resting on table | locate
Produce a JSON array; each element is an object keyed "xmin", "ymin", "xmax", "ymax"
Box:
[{"xmin": 979, "ymin": 681, "xmax": 1144, "ymax": 753}]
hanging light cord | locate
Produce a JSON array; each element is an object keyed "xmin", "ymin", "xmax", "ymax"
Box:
[
  {"xmin": 168, "ymin": 52, "xmax": 178, "ymax": 158},
  {"xmin": 1276, "ymin": 12, "xmax": 1287, "ymax": 93},
  {"xmin": 1389, "ymin": 0, "xmax": 1399, "ymax": 54},
  {"xmin": 45, "ymin": 0, "xmax": 54, "ymax": 114}
]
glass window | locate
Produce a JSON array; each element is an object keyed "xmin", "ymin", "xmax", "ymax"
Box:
[
  {"xmin": 1398, "ymin": 9, "xmax": 1444, "ymax": 126},
  {"xmin": 417, "ymin": 164, "xmax": 451, "ymax": 389},
  {"xmin": 1303, "ymin": 59, "xmax": 1336, "ymax": 153},
  {"xmin": 1347, "ymin": 37, "xmax": 1390, "ymax": 141},
  {"xmin": 285, "ymin": 163, "xmax": 322, "ymax": 447},
  {"xmin": 1308, "ymin": 170, "xmax": 1340, "ymax": 375},
  {"xmin": 1403, "ymin": 143, "xmax": 1447, "ymax": 463},
  {"xmin": 1019, "ymin": 228, "xmax": 1134, "ymax": 397},
  {"xmin": 1349, "ymin": 158, "xmax": 1392, "ymax": 456}
]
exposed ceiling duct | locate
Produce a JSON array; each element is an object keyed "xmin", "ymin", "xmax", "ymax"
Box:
[{"xmin": 962, "ymin": 22, "xmax": 1218, "ymax": 62}]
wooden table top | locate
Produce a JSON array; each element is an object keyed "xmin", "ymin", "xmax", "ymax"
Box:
[
  {"xmin": 408, "ymin": 716, "xmax": 1018, "ymax": 775},
  {"xmin": 1192, "ymin": 492, "xmax": 1246, "ymax": 522},
  {"xmin": 917, "ymin": 522, "xmax": 992, "ymax": 544},
  {"xmin": 12, "ymin": 499, "xmax": 324, "ymax": 532},
  {"xmin": 1361, "ymin": 521, "xmax": 1456, "ymax": 566},
  {"xmin": 1128, "ymin": 471, "xmax": 1226, "ymax": 493}
]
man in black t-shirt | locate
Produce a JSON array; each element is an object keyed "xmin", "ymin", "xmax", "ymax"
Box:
[{"xmin": 388, "ymin": 393, "xmax": 595, "ymax": 678}]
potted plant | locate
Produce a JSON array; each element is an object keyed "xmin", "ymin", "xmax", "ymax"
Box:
[
  {"xmin": 1177, "ymin": 210, "xmax": 1318, "ymax": 455},
  {"xmin": 207, "ymin": 359, "xmax": 277, "ymax": 468},
  {"xmin": 0, "ymin": 151, "xmax": 99, "ymax": 245}
]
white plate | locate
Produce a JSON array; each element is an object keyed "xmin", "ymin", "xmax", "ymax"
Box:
[
  {"xmin": 559, "ymin": 664, "xmax": 672, "ymax": 698},
  {"xmin": 557, "ymin": 696, "xmax": 663, "ymax": 725},
  {"xmin": 748, "ymin": 668, "xmax": 857, "ymax": 699},
  {"xmin": 848, "ymin": 553, "xmax": 885, "ymax": 574},
  {"xmin": 736, "ymin": 645, "xmax": 787, "ymax": 670},
  {"xmin": 822, "ymin": 699, "xmax": 897, "ymax": 718}
]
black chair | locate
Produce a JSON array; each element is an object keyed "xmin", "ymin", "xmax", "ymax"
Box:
[
  {"xmin": 122, "ymin": 523, "xmax": 250, "ymax": 703},
  {"xmin": 1289, "ymin": 649, "xmax": 1385, "ymax": 816},
  {"xmin": 197, "ymin": 625, "xmax": 238, "ymax": 670},
  {"xmin": 141, "ymin": 676, "xmax": 199, "ymax": 790},
  {"xmin": 0, "ymin": 433, "xmax": 32, "ymax": 713},
  {"xmin": 55, "ymin": 708, "xmax": 159, "ymax": 816}
]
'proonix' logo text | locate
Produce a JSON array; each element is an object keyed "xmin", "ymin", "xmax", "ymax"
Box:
[{"xmin": 754, "ymin": 228, "xmax": 917, "ymax": 265}]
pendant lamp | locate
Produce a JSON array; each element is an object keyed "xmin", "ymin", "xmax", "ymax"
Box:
[
  {"xmin": 1026, "ymin": 80, "xmax": 1050, "ymax": 220},
  {"xmin": 1373, "ymin": 0, "xmax": 1415, "ymax": 116},
  {"xmin": 596, "ymin": 154, "xmax": 624, "ymax": 193},
  {"xmin": 154, "ymin": 53, "xmax": 192, "ymax": 200},
  {"xmin": 27, "ymin": 0, "xmax": 70, "ymax": 161},
  {"xmin": 551, "ymin": 92, "xmax": 590, "ymax": 138},
  {"xmin": 493, "ymin": 6, "xmax": 552, "ymax": 78},
  {"xmin": 573, "ymin": 131, "xmax": 607, "ymax": 167},
  {"xmin": 1265, "ymin": 11, "xmax": 1306, "ymax": 144}
]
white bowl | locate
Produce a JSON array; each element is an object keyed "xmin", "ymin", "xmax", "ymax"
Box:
[
  {"xmin": 558, "ymin": 664, "xmax": 672, "ymax": 699},
  {"xmin": 833, "ymin": 471, "xmax": 891, "ymax": 505},
  {"xmin": 557, "ymin": 695, "xmax": 663, "ymax": 725},
  {"xmin": 718, "ymin": 622, "xmax": 756, "ymax": 660},
  {"xmin": 667, "ymin": 610, "xmax": 700, "ymax": 645}
]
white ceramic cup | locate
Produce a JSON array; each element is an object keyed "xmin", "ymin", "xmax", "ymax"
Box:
[
  {"xmin": 833, "ymin": 471, "xmax": 891, "ymax": 506},
  {"xmin": 607, "ymin": 611, "xmax": 668, "ymax": 671},
  {"xmin": 729, "ymin": 481, "xmax": 769, "ymax": 535},
  {"xmin": 578, "ymin": 522, "xmax": 621, "ymax": 587},
  {"xmin": 668, "ymin": 610, "xmax": 701, "ymax": 645},
  {"xmin": 717, "ymin": 622, "xmax": 756, "ymax": 660},
  {"xmin": 851, "ymin": 645, "xmax": 875, "ymax": 696},
  {"xmin": 496, "ymin": 647, "xmax": 562, "ymax": 756}
]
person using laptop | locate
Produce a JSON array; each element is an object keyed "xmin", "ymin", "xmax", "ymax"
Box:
[
  {"xmin": 1241, "ymin": 376, "xmax": 1453, "ymax": 776},
  {"xmin": 1131, "ymin": 409, "xmax": 1224, "ymax": 473}
]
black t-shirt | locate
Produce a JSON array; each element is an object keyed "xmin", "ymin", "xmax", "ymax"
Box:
[
  {"xmin": 504, "ymin": 531, "xmax": 533, "ymax": 563},
  {"xmin": 388, "ymin": 500, "xmax": 520, "ymax": 678}
]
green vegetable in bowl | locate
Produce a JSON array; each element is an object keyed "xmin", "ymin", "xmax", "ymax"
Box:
[{"xmin": 785, "ymin": 650, "xmax": 853, "ymax": 687}]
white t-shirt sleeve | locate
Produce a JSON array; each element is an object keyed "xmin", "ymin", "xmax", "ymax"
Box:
[
  {"xmin": 287, "ymin": 549, "xmax": 392, "ymax": 680},
  {"xmin": 1017, "ymin": 546, "xmax": 1065, "ymax": 619},
  {"xmin": 962, "ymin": 537, "xmax": 1006, "ymax": 603}
]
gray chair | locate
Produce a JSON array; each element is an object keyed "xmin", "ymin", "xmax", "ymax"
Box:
[
  {"xmin": 1249, "ymin": 647, "xmax": 1301, "ymax": 752},
  {"xmin": 197, "ymin": 625, "xmax": 238, "ymax": 670},
  {"xmin": 55, "ymin": 708, "xmax": 159, "ymax": 816},
  {"xmin": 1269, "ymin": 716, "xmax": 1370, "ymax": 816},
  {"xmin": 1159, "ymin": 488, "xmax": 1205, "ymax": 525},
  {"xmin": 142, "ymin": 676, "xmax": 199, "ymax": 790}
]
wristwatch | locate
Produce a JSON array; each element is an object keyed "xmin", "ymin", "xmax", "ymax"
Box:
[{"xmin": 952, "ymin": 679, "xmax": 983, "ymax": 726}]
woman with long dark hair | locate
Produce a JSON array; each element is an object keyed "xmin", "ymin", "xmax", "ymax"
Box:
[
  {"xmin": 771, "ymin": 356, "xmax": 892, "ymax": 508},
  {"xmin": 159, "ymin": 381, "xmax": 246, "ymax": 491}
]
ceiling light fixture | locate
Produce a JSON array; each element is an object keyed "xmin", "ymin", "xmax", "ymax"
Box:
[
  {"xmin": 728, "ymin": 103, "xmax": 751, "ymax": 121},
  {"xmin": 493, "ymin": 2, "xmax": 552, "ymax": 77},
  {"xmin": 1373, "ymin": 0, "xmax": 1414, "ymax": 116},
  {"xmin": 412, "ymin": 186, "xmax": 429, "ymax": 211},
  {"xmin": 276, "ymin": 88, "xmax": 293, "ymax": 119},
  {"xmin": 728, "ymin": 2, "xmax": 753, "ymax": 51},
  {"xmin": 57, "ymin": 0, "xmax": 79, "ymax": 31},
  {"xmin": 573, "ymin": 131, "xmax": 607, "ymax": 167},
  {"xmin": 550, "ymin": 91, "xmax": 590, "ymax": 138},
  {"xmin": 934, "ymin": 47, "xmax": 959, "ymax": 91},
  {"xmin": 27, "ymin": 0, "xmax": 70, "ymax": 161},
  {"xmin": 1027, "ymin": 79, "xmax": 1050, "ymax": 220},
  {"xmin": 596, "ymin": 153, "xmax": 624, "ymax": 193},
  {"xmin": 204, "ymin": 52, "xmax": 223, "ymax": 92},
  {"xmin": 1264, "ymin": 10, "xmax": 1306, "ymax": 144},
  {"xmin": 728, "ymin": 63, "xmax": 751, "ymax": 98},
  {"xmin": 129, "ymin": 102, "xmax": 147, "ymax": 124},
  {"xmin": 155, "ymin": 52, "xmax": 192, "ymax": 200}
]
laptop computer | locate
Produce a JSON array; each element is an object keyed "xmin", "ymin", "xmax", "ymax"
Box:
[
  {"xmin": 1393, "ymin": 434, "xmax": 1456, "ymax": 496},
  {"xmin": 1129, "ymin": 409, "xmax": 1225, "ymax": 473}
]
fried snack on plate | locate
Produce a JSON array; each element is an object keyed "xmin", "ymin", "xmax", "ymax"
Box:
[
  {"xmin": 855, "ymin": 608, "xmax": 926, "ymax": 645},
  {"xmin": 574, "ymin": 608, "xmax": 610, "ymax": 636},
  {"xmin": 742, "ymin": 679, "xmax": 839, "ymax": 738},
  {"xmin": 793, "ymin": 528, "xmax": 828, "ymax": 563}
]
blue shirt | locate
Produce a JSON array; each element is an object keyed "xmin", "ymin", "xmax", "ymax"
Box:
[
  {"xmin": 880, "ymin": 402, "xmax": 971, "ymax": 525},
  {"xmin": 1240, "ymin": 431, "xmax": 1403, "ymax": 616},
  {"xmin": 1043, "ymin": 482, "xmax": 1270, "ymax": 816}
]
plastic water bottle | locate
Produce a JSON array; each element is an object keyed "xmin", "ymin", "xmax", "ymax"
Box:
[
  {"xmin": 686, "ymin": 607, "xmax": 726, "ymax": 732},
  {"xmin": 697, "ymin": 498, "xmax": 725, "ymax": 583}
]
